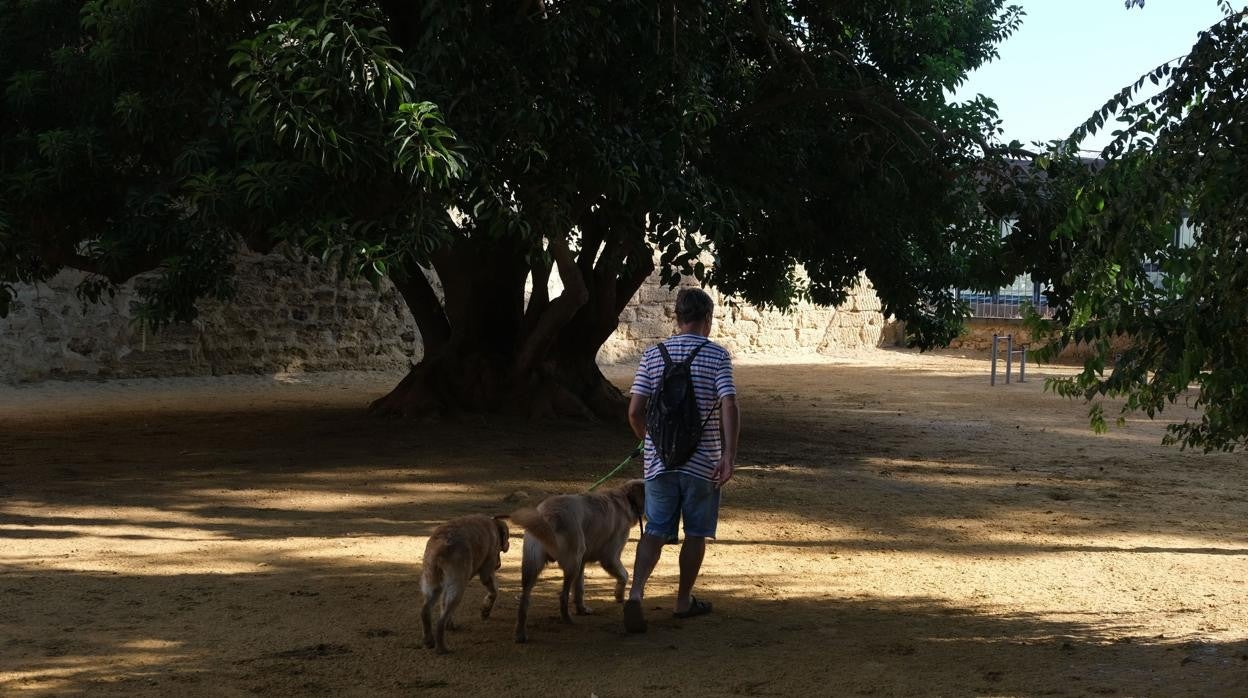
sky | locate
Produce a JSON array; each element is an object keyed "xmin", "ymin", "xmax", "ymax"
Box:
[{"xmin": 954, "ymin": 1, "xmax": 1227, "ymax": 151}]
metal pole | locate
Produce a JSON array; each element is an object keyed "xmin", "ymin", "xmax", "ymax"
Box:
[
  {"xmin": 1019, "ymin": 346, "xmax": 1027, "ymax": 383},
  {"xmin": 1005, "ymin": 334, "xmax": 1013, "ymax": 384},
  {"xmin": 990, "ymin": 334, "xmax": 998, "ymax": 386}
]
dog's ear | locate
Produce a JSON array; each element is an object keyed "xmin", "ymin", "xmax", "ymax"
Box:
[
  {"xmin": 627, "ymin": 480, "xmax": 646, "ymax": 516},
  {"xmin": 493, "ymin": 516, "xmax": 510, "ymax": 553}
]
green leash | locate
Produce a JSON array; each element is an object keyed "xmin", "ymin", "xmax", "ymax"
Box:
[{"xmin": 587, "ymin": 439, "xmax": 645, "ymax": 491}]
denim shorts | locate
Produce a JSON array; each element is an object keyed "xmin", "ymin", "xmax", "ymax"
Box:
[{"xmin": 644, "ymin": 471, "xmax": 721, "ymax": 539}]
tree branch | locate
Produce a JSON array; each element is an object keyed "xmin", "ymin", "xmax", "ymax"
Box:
[
  {"xmin": 749, "ymin": 0, "xmax": 781, "ymax": 65},
  {"xmin": 41, "ymin": 241, "xmax": 163, "ymax": 286},
  {"xmin": 393, "ymin": 267, "xmax": 451, "ymax": 354},
  {"xmin": 614, "ymin": 245, "xmax": 656, "ymax": 317},
  {"xmin": 577, "ymin": 212, "xmax": 606, "ymax": 276},
  {"xmin": 513, "ymin": 235, "xmax": 589, "ymax": 374},
  {"xmin": 429, "ymin": 244, "xmax": 467, "ymax": 339},
  {"xmin": 732, "ymin": 86, "xmax": 940, "ymax": 152},
  {"xmin": 586, "ymin": 213, "xmax": 653, "ymax": 346},
  {"xmin": 523, "ymin": 249, "xmax": 552, "ymax": 334},
  {"xmin": 749, "ymin": 0, "xmax": 816, "ymax": 84},
  {"xmin": 516, "ymin": 0, "xmax": 546, "ymax": 19}
]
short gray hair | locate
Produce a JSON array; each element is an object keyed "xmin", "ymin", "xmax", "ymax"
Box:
[{"xmin": 675, "ymin": 287, "xmax": 714, "ymax": 324}]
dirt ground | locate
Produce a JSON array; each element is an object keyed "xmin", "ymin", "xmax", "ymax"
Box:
[{"xmin": 2, "ymin": 349, "xmax": 1247, "ymax": 697}]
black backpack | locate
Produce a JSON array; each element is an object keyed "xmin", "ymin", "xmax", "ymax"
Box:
[{"xmin": 645, "ymin": 340, "xmax": 717, "ymax": 469}]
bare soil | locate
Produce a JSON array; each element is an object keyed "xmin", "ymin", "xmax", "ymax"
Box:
[{"xmin": 1, "ymin": 350, "xmax": 1246, "ymax": 696}]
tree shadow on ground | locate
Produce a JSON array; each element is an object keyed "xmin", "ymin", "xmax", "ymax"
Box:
[
  {"xmin": 2, "ymin": 361, "xmax": 1247, "ymax": 695},
  {"xmin": 2, "ymin": 562, "xmax": 1245, "ymax": 696},
  {"xmin": 2, "ymin": 362, "xmax": 1246, "ymax": 553}
]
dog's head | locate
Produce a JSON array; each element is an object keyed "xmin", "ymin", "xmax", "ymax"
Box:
[
  {"xmin": 492, "ymin": 514, "xmax": 510, "ymax": 554},
  {"xmin": 622, "ymin": 479, "xmax": 646, "ymax": 521}
]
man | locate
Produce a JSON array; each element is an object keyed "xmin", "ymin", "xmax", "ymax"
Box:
[{"xmin": 623, "ymin": 287, "xmax": 740, "ymax": 633}]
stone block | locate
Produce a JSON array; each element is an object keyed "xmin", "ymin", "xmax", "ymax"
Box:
[
  {"xmin": 635, "ymin": 304, "xmax": 665, "ymax": 322},
  {"xmin": 630, "ymin": 319, "xmax": 670, "ymax": 340},
  {"xmin": 656, "ymin": 285, "xmax": 681, "ymax": 304},
  {"xmin": 730, "ymin": 319, "xmax": 759, "ymax": 337},
  {"xmin": 860, "ymin": 325, "xmax": 882, "ymax": 346},
  {"xmin": 821, "ymin": 327, "xmax": 862, "ymax": 350},
  {"xmin": 853, "ymin": 293, "xmax": 882, "ymax": 312},
  {"xmin": 838, "ymin": 312, "xmax": 867, "ymax": 328},
  {"xmin": 761, "ymin": 330, "xmax": 798, "ymax": 349}
]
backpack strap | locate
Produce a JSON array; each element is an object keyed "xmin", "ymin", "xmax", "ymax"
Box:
[
  {"xmin": 684, "ymin": 339, "xmax": 709, "ymax": 366},
  {"xmin": 680, "ymin": 339, "xmax": 720, "ymax": 429},
  {"xmin": 656, "ymin": 342, "xmax": 673, "ymax": 369}
]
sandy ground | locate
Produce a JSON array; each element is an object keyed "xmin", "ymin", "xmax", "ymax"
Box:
[{"xmin": 1, "ymin": 349, "xmax": 1247, "ymax": 697}]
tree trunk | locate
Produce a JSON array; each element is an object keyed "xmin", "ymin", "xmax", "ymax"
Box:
[
  {"xmin": 367, "ymin": 235, "xmax": 636, "ymax": 422},
  {"xmin": 367, "ymin": 342, "xmax": 628, "ymax": 421}
]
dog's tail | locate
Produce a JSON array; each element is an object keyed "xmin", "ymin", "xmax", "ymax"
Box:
[
  {"xmin": 419, "ymin": 539, "xmax": 447, "ymax": 598},
  {"xmin": 509, "ymin": 507, "xmax": 559, "ymax": 556},
  {"xmin": 420, "ymin": 562, "xmax": 442, "ymax": 598}
]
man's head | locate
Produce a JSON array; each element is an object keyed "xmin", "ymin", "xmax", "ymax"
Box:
[{"xmin": 675, "ymin": 287, "xmax": 714, "ymax": 336}]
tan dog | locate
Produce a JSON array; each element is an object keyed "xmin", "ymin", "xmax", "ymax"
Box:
[
  {"xmin": 510, "ymin": 479, "xmax": 646, "ymax": 643},
  {"xmin": 419, "ymin": 514, "xmax": 510, "ymax": 654}
]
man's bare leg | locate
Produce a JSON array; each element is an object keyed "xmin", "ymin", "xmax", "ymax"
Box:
[
  {"xmin": 624, "ymin": 533, "xmax": 666, "ymax": 632},
  {"xmin": 674, "ymin": 536, "xmax": 706, "ymax": 614},
  {"xmin": 628, "ymin": 533, "xmax": 666, "ymax": 601}
]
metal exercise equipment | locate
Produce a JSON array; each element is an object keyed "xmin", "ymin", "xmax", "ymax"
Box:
[{"xmin": 990, "ymin": 333, "xmax": 1027, "ymax": 385}]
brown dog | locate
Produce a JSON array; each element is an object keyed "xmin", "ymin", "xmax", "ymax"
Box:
[
  {"xmin": 419, "ymin": 514, "xmax": 510, "ymax": 653},
  {"xmin": 510, "ymin": 479, "xmax": 646, "ymax": 643}
]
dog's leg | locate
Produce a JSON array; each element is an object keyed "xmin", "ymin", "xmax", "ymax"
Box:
[
  {"xmin": 515, "ymin": 535, "xmax": 545, "ymax": 643},
  {"xmin": 559, "ymin": 533, "xmax": 588, "ymax": 623},
  {"xmin": 479, "ymin": 570, "xmax": 498, "ymax": 620},
  {"xmin": 558, "ymin": 555, "xmax": 584, "ymax": 623},
  {"xmin": 420, "ymin": 585, "xmax": 440, "ymax": 650},
  {"xmin": 574, "ymin": 560, "xmax": 594, "ymax": 615},
  {"xmin": 434, "ymin": 579, "xmax": 464, "ymax": 654},
  {"xmin": 600, "ymin": 556, "xmax": 629, "ymax": 604}
]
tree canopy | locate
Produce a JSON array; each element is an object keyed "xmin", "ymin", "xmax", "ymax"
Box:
[
  {"xmin": 0, "ymin": 0, "xmax": 461, "ymax": 323},
  {"xmin": 1022, "ymin": 2, "xmax": 1248, "ymax": 451},
  {"xmin": 2, "ymin": 1, "xmax": 1025, "ymax": 418}
]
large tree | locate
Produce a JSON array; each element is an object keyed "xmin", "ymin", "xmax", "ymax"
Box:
[
  {"xmin": 2, "ymin": 0, "xmax": 1024, "ymax": 419},
  {"xmin": 1020, "ymin": 3, "xmax": 1248, "ymax": 451}
]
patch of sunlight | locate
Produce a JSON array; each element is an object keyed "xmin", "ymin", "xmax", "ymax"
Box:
[
  {"xmin": 119, "ymin": 639, "xmax": 184, "ymax": 650},
  {"xmin": 174, "ymin": 485, "xmax": 488, "ymax": 512},
  {"xmin": 0, "ymin": 649, "xmax": 187, "ymax": 692},
  {"xmin": 862, "ymin": 457, "xmax": 982, "ymax": 471},
  {"xmin": 274, "ymin": 535, "xmax": 425, "ymax": 565},
  {"xmin": 862, "ymin": 458, "xmax": 1076, "ymax": 490},
  {"xmin": 0, "ymin": 502, "xmax": 236, "ymax": 547},
  {"xmin": 1032, "ymin": 424, "xmax": 1170, "ymax": 444}
]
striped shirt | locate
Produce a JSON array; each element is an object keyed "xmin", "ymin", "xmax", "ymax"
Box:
[{"xmin": 630, "ymin": 333, "xmax": 736, "ymax": 481}]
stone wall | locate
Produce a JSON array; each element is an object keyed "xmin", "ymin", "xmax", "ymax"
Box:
[
  {"xmin": 1, "ymin": 252, "xmax": 898, "ymax": 384},
  {"xmin": 0, "ymin": 251, "xmax": 418, "ymax": 383},
  {"xmin": 597, "ymin": 270, "xmax": 901, "ymax": 364},
  {"xmin": 945, "ymin": 318, "xmax": 1036, "ymax": 353},
  {"xmin": 946, "ymin": 317, "xmax": 1129, "ymax": 364}
]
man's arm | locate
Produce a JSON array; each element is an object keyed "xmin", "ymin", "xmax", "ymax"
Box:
[
  {"xmin": 714, "ymin": 394, "xmax": 739, "ymax": 488},
  {"xmin": 627, "ymin": 393, "xmax": 648, "ymax": 439}
]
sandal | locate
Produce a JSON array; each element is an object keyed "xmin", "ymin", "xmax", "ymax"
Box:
[
  {"xmin": 623, "ymin": 599, "xmax": 647, "ymax": 633},
  {"xmin": 673, "ymin": 596, "xmax": 712, "ymax": 619}
]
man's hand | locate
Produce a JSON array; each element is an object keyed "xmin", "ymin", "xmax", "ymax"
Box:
[{"xmin": 712, "ymin": 453, "xmax": 735, "ymax": 489}]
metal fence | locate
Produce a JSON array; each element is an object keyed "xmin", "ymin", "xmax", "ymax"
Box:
[
  {"xmin": 955, "ymin": 217, "xmax": 1197, "ymax": 320},
  {"xmin": 953, "ymin": 220, "xmax": 1053, "ymax": 320},
  {"xmin": 956, "ymin": 275, "xmax": 1053, "ymax": 320}
]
